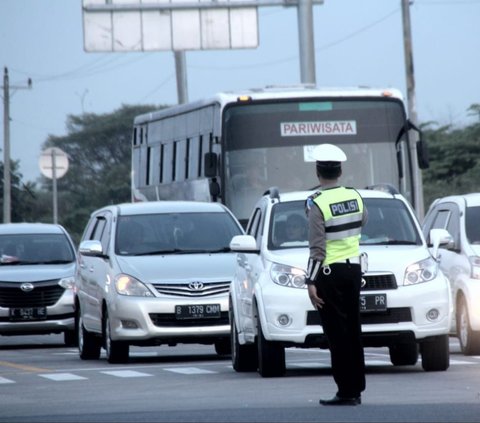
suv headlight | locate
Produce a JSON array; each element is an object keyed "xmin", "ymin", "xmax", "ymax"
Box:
[
  {"xmin": 403, "ymin": 257, "xmax": 438, "ymax": 285},
  {"xmin": 270, "ymin": 263, "xmax": 306, "ymax": 289},
  {"xmin": 115, "ymin": 274, "xmax": 154, "ymax": 297},
  {"xmin": 469, "ymin": 256, "xmax": 480, "ymax": 280}
]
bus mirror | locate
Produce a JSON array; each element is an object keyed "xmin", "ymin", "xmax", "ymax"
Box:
[
  {"xmin": 204, "ymin": 152, "xmax": 217, "ymax": 177},
  {"xmin": 417, "ymin": 139, "xmax": 429, "ymax": 169},
  {"xmin": 396, "ymin": 150, "xmax": 404, "ymax": 179}
]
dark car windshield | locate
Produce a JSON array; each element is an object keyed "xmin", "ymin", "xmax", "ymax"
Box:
[
  {"xmin": 465, "ymin": 206, "xmax": 480, "ymax": 245},
  {"xmin": 0, "ymin": 233, "xmax": 76, "ymax": 265},
  {"xmin": 115, "ymin": 211, "xmax": 243, "ymax": 256}
]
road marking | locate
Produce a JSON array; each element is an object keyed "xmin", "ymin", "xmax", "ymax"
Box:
[
  {"xmin": 291, "ymin": 362, "xmax": 330, "ymax": 368},
  {"xmin": 39, "ymin": 373, "xmax": 87, "ymax": 381},
  {"xmin": 101, "ymin": 370, "xmax": 153, "ymax": 378},
  {"xmin": 0, "ymin": 360, "xmax": 50, "ymax": 373},
  {"xmin": 0, "ymin": 376, "xmax": 15, "ymax": 384},
  {"xmin": 164, "ymin": 367, "xmax": 216, "ymax": 375}
]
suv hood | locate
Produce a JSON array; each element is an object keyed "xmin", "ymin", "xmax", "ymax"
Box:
[
  {"xmin": 267, "ymin": 245, "xmax": 430, "ymax": 278},
  {"xmin": 0, "ymin": 262, "xmax": 76, "ymax": 282},
  {"xmin": 115, "ymin": 253, "xmax": 238, "ymax": 283}
]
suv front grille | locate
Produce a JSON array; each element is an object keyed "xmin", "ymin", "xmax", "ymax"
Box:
[
  {"xmin": 0, "ymin": 280, "xmax": 64, "ymax": 307},
  {"xmin": 151, "ymin": 281, "xmax": 230, "ymax": 297},
  {"xmin": 362, "ymin": 273, "xmax": 397, "ymax": 290}
]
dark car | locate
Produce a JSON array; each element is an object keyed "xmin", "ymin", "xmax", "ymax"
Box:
[{"xmin": 0, "ymin": 223, "xmax": 77, "ymax": 345}]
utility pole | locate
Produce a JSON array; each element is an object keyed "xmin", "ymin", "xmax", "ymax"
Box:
[
  {"xmin": 1, "ymin": 67, "xmax": 32, "ymax": 223},
  {"xmin": 401, "ymin": 0, "xmax": 424, "ymax": 218},
  {"xmin": 297, "ymin": 0, "xmax": 316, "ymax": 85}
]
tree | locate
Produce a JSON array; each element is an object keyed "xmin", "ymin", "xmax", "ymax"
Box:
[
  {"xmin": 0, "ymin": 159, "xmax": 50, "ymax": 223},
  {"xmin": 39, "ymin": 104, "xmax": 162, "ymax": 243},
  {"xmin": 422, "ymin": 104, "xmax": 480, "ymax": 209}
]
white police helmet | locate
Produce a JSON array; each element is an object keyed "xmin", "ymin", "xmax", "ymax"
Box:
[{"xmin": 312, "ymin": 144, "xmax": 347, "ymax": 162}]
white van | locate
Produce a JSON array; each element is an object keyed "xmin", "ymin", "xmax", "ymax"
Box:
[{"xmin": 423, "ymin": 193, "xmax": 480, "ymax": 355}]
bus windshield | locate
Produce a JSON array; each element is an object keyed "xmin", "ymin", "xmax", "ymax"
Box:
[{"xmin": 223, "ymin": 99, "xmax": 410, "ymax": 222}]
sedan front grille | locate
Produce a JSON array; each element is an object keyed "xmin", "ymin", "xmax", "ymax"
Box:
[
  {"xmin": 0, "ymin": 280, "xmax": 64, "ymax": 307},
  {"xmin": 151, "ymin": 281, "xmax": 231, "ymax": 297}
]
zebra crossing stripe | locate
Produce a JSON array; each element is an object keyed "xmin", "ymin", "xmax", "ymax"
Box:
[
  {"xmin": 0, "ymin": 376, "xmax": 15, "ymax": 384},
  {"xmin": 101, "ymin": 370, "xmax": 153, "ymax": 378},
  {"xmin": 164, "ymin": 367, "xmax": 216, "ymax": 375},
  {"xmin": 39, "ymin": 373, "xmax": 87, "ymax": 381}
]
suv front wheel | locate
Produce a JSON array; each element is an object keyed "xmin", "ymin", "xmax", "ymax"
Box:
[
  {"xmin": 421, "ymin": 335, "xmax": 450, "ymax": 371},
  {"xmin": 256, "ymin": 315, "xmax": 285, "ymax": 377}
]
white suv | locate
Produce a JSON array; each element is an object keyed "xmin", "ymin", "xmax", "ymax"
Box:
[
  {"xmin": 229, "ymin": 187, "xmax": 452, "ymax": 377},
  {"xmin": 422, "ymin": 193, "xmax": 480, "ymax": 355}
]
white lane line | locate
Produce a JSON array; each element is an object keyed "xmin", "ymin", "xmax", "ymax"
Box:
[
  {"xmin": 101, "ymin": 370, "xmax": 153, "ymax": 378},
  {"xmin": 164, "ymin": 367, "xmax": 216, "ymax": 375},
  {"xmin": 0, "ymin": 376, "xmax": 15, "ymax": 384},
  {"xmin": 290, "ymin": 362, "xmax": 330, "ymax": 368},
  {"xmin": 39, "ymin": 373, "xmax": 87, "ymax": 381}
]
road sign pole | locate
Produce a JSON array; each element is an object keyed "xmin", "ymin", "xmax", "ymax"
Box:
[{"xmin": 52, "ymin": 149, "xmax": 58, "ymax": 224}]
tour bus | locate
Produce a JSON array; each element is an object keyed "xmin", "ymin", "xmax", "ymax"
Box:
[{"xmin": 131, "ymin": 85, "xmax": 428, "ymax": 226}]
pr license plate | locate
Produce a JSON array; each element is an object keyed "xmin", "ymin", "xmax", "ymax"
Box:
[
  {"xmin": 9, "ymin": 307, "xmax": 47, "ymax": 321},
  {"xmin": 175, "ymin": 304, "xmax": 221, "ymax": 320},
  {"xmin": 360, "ymin": 294, "xmax": 387, "ymax": 312}
]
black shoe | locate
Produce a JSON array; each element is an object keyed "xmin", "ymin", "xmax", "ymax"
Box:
[{"xmin": 319, "ymin": 395, "xmax": 361, "ymax": 406}]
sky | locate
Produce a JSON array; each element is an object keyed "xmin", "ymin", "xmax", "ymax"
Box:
[{"xmin": 1, "ymin": 0, "xmax": 479, "ymax": 183}]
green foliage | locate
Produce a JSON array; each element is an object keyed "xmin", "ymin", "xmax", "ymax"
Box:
[
  {"xmin": 38, "ymin": 104, "xmax": 162, "ymax": 243},
  {"xmin": 422, "ymin": 103, "xmax": 480, "ymax": 210}
]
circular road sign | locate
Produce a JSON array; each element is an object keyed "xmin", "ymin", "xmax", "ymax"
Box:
[{"xmin": 39, "ymin": 147, "xmax": 69, "ymax": 179}]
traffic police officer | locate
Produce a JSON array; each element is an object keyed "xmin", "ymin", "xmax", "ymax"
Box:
[{"xmin": 306, "ymin": 143, "xmax": 367, "ymax": 406}]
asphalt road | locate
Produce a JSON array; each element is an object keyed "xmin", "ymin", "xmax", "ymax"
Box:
[{"xmin": 0, "ymin": 334, "xmax": 479, "ymax": 422}]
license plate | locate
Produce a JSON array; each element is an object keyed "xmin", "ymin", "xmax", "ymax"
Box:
[
  {"xmin": 360, "ymin": 294, "xmax": 387, "ymax": 312},
  {"xmin": 175, "ymin": 304, "xmax": 221, "ymax": 320},
  {"xmin": 9, "ymin": 307, "xmax": 47, "ymax": 321}
]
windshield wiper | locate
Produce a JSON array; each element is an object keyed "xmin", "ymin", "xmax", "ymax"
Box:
[
  {"xmin": 132, "ymin": 246, "xmax": 231, "ymax": 256},
  {"xmin": 376, "ymin": 240, "xmax": 419, "ymax": 245}
]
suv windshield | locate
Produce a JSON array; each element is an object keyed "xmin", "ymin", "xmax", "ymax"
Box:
[
  {"xmin": 0, "ymin": 233, "xmax": 75, "ymax": 265},
  {"xmin": 267, "ymin": 197, "xmax": 422, "ymax": 250},
  {"xmin": 115, "ymin": 212, "xmax": 243, "ymax": 255},
  {"xmin": 465, "ymin": 206, "xmax": 480, "ymax": 245},
  {"xmin": 361, "ymin": 198, "xmax": 421, "ymax": 245}
]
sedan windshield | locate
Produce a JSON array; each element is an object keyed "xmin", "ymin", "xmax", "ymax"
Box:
[
  {"xmin": 115, "ymin": 212, "xmax": 243, "ymax": 256},
  {"xmin": 0, "ymin": 234, "xmax": 75, "ymax": 265}
]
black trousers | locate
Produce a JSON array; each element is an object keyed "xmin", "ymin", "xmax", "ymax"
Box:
[{"xmin": 315, "ymin": 262, "xmax": 366, "ymax": 398}]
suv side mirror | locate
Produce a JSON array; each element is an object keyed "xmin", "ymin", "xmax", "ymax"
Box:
[{"xmin": 429, "ymin": 228, "xmax": 454, "ymax": 259}]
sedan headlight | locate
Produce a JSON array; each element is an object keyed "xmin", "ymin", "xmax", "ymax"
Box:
[
  {"xmin": 114, "ymin": 274, "xmax": 154, "ymax": 297},
  {"xmin": 469, "ymin": 256, "xmax": 480, "ymax": 280},
  {"xmin": 58, "ymin": 276, "xmax": 75, "ymax": 290},
  {"xmin": 403, "ymin": 257, "xmax": 438, "ymax": 285},
  {"xmin": 270, "ymin": 263, "xmax": 306, "ymax": 289}
]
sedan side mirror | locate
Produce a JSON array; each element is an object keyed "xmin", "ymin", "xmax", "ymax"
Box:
[{"xmin": 229, "ymin": 235, "xmax": 259, "ymax": 253}]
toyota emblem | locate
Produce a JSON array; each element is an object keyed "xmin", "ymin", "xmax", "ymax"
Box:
[
  {"xmin": 188, "ymin": 281, "xmax": 204, "ymax": 291},
  {"xmin": 20, "ymin": 283, "xmax": 34, "ymax": 292}
]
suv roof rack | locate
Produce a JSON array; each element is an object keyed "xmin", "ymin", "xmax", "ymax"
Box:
[
  {"xmin": 365, "ymin": 183, "xmax": 399, "ymax": 195},
  {"xmin": 263, "ymin": 186, "xmax": 280, "ymax": 200}
]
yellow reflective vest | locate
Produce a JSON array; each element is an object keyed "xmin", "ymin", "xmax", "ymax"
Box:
[{"xmin": 312, "ymin": 187, "xmax": 364, "ymax": 266}]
